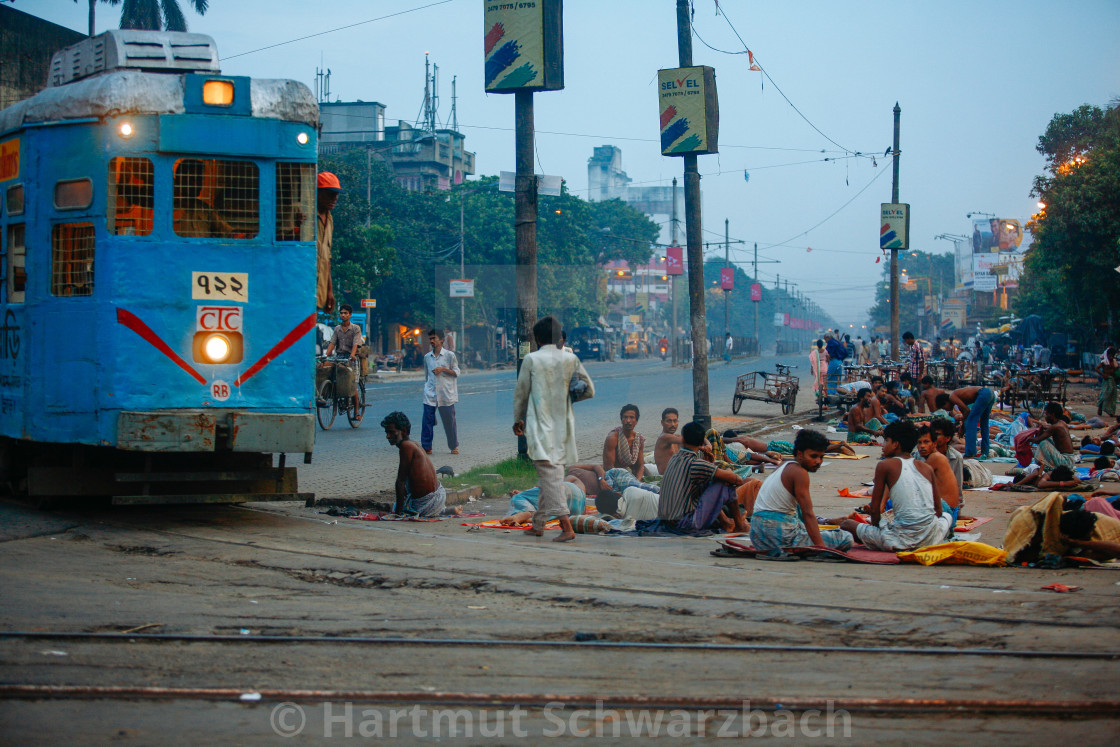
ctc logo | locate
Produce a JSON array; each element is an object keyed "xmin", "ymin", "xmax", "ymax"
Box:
[{"xmin": 197, "ymin": 306, "xmax": 243, "ymax": 333}]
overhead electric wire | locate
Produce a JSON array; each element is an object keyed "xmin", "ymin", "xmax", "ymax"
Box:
[{"xmin": 225, "ymin": 0, "xmax": 455, "ymax": 60}]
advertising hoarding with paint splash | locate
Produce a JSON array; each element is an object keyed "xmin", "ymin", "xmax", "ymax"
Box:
[
  {"xmin": 880, "ymin": 203, "xmax": 910, "ymax": 250},
  {"xmin": 483, "ymin": 0, "xmax": 564, "ymax": 93},
  {"xmin": 657, "ymin": 66, "xmax": 719, "ymax": 156}
]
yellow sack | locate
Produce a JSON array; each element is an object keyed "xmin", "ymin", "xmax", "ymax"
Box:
[{"xmin": 897, "ymin": 541, "xmax": 1008, "ymax": 566}]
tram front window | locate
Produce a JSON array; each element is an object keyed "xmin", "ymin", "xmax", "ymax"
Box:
[
  {"xmin": 173, "ymin": 158, "xmax": 259, "ymax": 239},
  {"xmin": 276, "ymin": 162, "xmax": 315, "ymax": 242},
  {"xmin": 108, "ymin": 157, "xmax": 154, "ymax": 236}
]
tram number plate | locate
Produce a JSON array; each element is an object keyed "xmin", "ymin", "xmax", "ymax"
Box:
[
  {"xmin": 197, "ymin": 306, "xmax": 242, "ymax": 332},
  {"xmin": 210, "ymin": 379, "xmax": 231, "ymax": 402},
  {"xmin": 192, "ymin": 272, "xmax": 248, "ymax": 302}
]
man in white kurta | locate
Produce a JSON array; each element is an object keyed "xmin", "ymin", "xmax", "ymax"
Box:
[{"xmin": 513, "ymin": 317, "xmax": 595, "ymax": 542}]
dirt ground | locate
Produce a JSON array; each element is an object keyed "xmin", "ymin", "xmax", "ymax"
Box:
[{"xmin": 1, "ymin": 382, "xmax": 1118, "ymax": 744}]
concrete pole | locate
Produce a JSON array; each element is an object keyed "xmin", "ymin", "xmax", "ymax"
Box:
[
  {"xmin": 890, "ymin": 103, "xmax": 901, "ymax": 360},
  {"xmin": 514, "ymin": 90, "xmax": 537, "ymax": 457},
  {"xmin": 753, "ymin": 242, "xmax": 759, "ymax": 357},
  {"xmin": 724, "ymin": 218, "xmax": 730, "ymax": 336},
  {"xmin": 671, "ymin": 177, "xmax": 679, "ymax": 366},
  {"xmin": 459, "ymin": 195, "xmax": 465, "ymax": 363},
  {"xmin": 677, "ymin": 0, "xmax": 709, "ymax": 428}
]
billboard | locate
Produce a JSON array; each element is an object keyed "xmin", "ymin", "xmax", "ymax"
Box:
[
  {"xmin": 719, "ymin": 267, "xmax": 734, "ymax": 290},
  {"xmin": 665, "ymin": 246, "xmax": 684, "ymax": 275},
  {"xmin": 658, "ymin": 66, "xmax": 719, "ymax": 156},
  {"xmin": 750, "ymin": 283, "xmax": 761, "ymax": 301},
  {"xmin": 971, "ymin": 218, "xmax": 1023, "ymax": 253},
  {"xmin": 484, "ymin": 0, "xmax": 564, "ymax": 93},
  {"xmin": 880, "ymin": 203, "xmax": 910, "ymax": 250}
]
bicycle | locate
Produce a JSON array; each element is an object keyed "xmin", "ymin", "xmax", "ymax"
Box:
[{"xmin": 316, "ymin": 356, "xmax": 367, "ymax": 430}]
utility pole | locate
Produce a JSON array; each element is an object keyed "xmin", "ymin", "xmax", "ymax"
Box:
[
  {"xmin": 671, "ymin": 177, "xmax": 679, "ymax": 366},
  {"xmin": 459, "ymin": 195, "xmax": 465, "ymax": 363},
  {"xmin": 890, "ymin": 103, "xmax": 901, "ymax": 361},
  {"xmin": 724, "ymin": 218, "xmax": 730, "ymax": 336},
  {"xmin": 514, "ymin": 90, "xmax": 537, "ymax": 457},
  {"xmin": 676, "ymin": 0, "xmax": 709, "ymax": 428},
  {"xmin": 752, "ymin": 242, "xmax": 759, "ymax": 355}
]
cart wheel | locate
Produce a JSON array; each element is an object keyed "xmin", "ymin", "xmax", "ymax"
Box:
[
  {"xmin": 782, "ymin": 389, "xmax": 797, "ymax": 415},
  {"xmin": 732, "ymin": 395, "xmax": 743, "ymax": 414}
]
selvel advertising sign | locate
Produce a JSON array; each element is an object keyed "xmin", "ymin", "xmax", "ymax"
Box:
[
  {"xmin": 880, "ymin": 203, "xmax": 910, "ymax": 250},
  {"xmin": 657, "ymin": 66, "xmax": 719, "ymax": 156},
  {"xmin": 484, "ymin": 0, "xmax": 564, "ymax": 93}
]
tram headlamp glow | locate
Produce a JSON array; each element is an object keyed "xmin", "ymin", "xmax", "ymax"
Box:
[
  {"xmin": 119, "ymin": 122, "xmax": 134, "ymax": 138},
  {"xmin": 202, "ymin": 80, "xmax": 235, "ymax": 106},
  {"xmin": 297, "ymin": 132, "xmax": 309, "ymax": 145},
  {"xmin": 203, "ymin": 333, "xmax": 231, "ymax": 363}
]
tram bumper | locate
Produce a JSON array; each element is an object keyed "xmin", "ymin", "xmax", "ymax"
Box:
[{"xmin": 117, "ymin": 410, "xmax": 314, "ymax": 453}]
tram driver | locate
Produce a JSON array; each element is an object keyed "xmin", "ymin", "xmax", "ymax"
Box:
[{"xmin": 173, "ymin": 159, "xmax": 235, "ymax": 239}]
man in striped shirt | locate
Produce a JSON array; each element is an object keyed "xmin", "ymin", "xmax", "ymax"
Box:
[
  {"xmin": 904, "ymin": 331, "xmax": 926, "ymax": 381},
  {"xmin": 658, "ymin": 421, "xmax": 746, "ymax": 531}
]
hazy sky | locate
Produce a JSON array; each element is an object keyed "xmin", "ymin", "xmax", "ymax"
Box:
[{"xmin": 22, "ymin": 0, "xmax": 1120, "ymax": 323}]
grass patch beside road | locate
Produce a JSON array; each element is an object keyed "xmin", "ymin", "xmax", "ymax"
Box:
[{"xmin": 450, "ymin": 457, "xmax": 539, "ymax": 498}]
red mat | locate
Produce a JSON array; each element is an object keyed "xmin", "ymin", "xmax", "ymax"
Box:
[{"xmin": 718, "ymin": 538, "xmax": 900, "ymax": 564}]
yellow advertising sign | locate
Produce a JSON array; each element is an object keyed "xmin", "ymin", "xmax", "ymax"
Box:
[
  {"xmin": 484, "ymin": 0, "xmax": 564, "ymax": 93},
  {"xmin": 0, "ymin": 138, "xmax": 19, "ymax": 182},
  {"xmin": 658, "ymin": 66, "xmax": 718, "ymax": 156}
]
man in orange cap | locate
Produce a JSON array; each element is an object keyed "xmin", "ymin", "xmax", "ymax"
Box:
[{"xmin": 316, "ymin": 172, "xmax": 342, "ymax": 312}]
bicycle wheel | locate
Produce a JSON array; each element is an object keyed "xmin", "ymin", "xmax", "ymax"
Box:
[
  {"xmin": 348, "ymin": 379, "xmax": 366, "ymax": 428},
  {"xmin": 317, "ymin": 379, "xmax": 337, "ymax": 430}
]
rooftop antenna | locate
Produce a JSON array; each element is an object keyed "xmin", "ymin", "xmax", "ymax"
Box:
[
  {"xmin": 450, "ymin": 74, "xmax": 458, "ymax": 131},
  {"xmin": 415, "ymin": 53, "xmax": 439, "ymax": 134},
  {"xmin": 315, "ymin": 66, "xmax": 331, "ymax": 104}
]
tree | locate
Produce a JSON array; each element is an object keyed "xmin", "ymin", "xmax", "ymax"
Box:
[
  {"xmin": 1019, "ymin": 102, "xmax": 1120, "ymax": 345},
  {"xmin": 119, "ymin": 0, "xmax": 209, "ymax": 31}
]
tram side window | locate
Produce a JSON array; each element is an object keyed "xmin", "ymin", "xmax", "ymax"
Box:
[
  {"xmin": 276, "ymin": 163, "xmax": 315, "ymax": 241},
  {"xmin": 54, "ymin": 178, "xmax": 93, "ymax": 210},
  {"xmin": 173, "ymin": 159, "xmax": 258, "ymax": 239},
  {"xmin": 6, "ymin": 223, "xmax": 26, "ymax": 303},
  {"xmin": 51, "ymin": 223, "xmax": 95, "ymax": 297},
  {"xmin": 6, "ymin": 184, "xmax": 23, "ymax": 215},
  {"xmin": 108, "ymin": 157, "xmax": 154, "ymax": 236}
]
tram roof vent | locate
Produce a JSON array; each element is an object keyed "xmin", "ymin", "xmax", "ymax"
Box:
[{"xmin": 49, "ymin": 30, "xmax": 219, "ymax": 87}]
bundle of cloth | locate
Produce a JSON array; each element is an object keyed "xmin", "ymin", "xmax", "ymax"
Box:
[{"xmin": 1002, "ymin": 491, "xmax": 1120, "ymax": 567}]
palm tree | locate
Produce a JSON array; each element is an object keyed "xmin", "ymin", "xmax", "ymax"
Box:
[
  {"xmin": 76, "ymin": 0, "xmax": 209, "ymax": 36},
  {"xmin": 119, "ymin": 0, "xmax": 210, "ymax": 32}
]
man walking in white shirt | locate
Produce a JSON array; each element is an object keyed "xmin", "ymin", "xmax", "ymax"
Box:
[
  {"xmin": 513, "ymin": 317, "xmax": 595, "ymax": 542},
  {"xmin": 422, "ymin": 329, "xmax": 460, "ymax": 455}
]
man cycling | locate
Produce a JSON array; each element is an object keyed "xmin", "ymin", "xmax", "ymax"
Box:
[{"xmin": 323, "ymin": 304, "xmax": 363, "ymax": 421}]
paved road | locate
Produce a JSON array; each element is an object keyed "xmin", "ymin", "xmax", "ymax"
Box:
[{"xmin": 301, "ymin": 352, "xmax": 808, "ymax": 498}]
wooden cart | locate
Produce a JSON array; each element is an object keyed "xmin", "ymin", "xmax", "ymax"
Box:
[{"xmin": 733, "ymin": 364, "xmax": 800, "ymax": 415}]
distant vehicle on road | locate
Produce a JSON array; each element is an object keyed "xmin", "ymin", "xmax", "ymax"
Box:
[{"xmin": 570, "ymin": 326, "xmax": 608, "ymax": 362}]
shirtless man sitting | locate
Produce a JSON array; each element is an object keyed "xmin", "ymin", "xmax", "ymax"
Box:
[
  {"xmin": 847, "ymin": 388, "xmax": 884, "ymax": 443},
  {"xmin": 654, "ymin": 408, "xmax": 683, "ymax": 475},
  {"xmin": 918, "ymin": 375, "xmax": 947, "ymax": 414},
  {"xmin": 916, "ymin": 425, "xmax": 962, "ymax": 523},
  {"xmin": 1028, "ymin": 401, "xmax": 1078, "ymax": 470},
  {"xmin": 603, "ymin": 404, "xmax": 646, "ymax": 480},
  {"xmin": 382, "ymin": 411, "xmax": 446, "ymax": 517}
]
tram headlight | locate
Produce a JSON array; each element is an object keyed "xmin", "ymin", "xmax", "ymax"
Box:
[
  {"xmin": 204, "ymin": 334, "xmax": 231, "ymax": 363},
  {"xmin": 119, "ymin": 122, "xmax": 134, "ymax": 138},
  {"xmin": 202, "ymin": 80, "xmax": 235, "ymax": 106},
  {"xmin": 193, "ymin": 331, "xmax": 243, "ymax": 365},
  {"xmin": 297, "ymin": 132, "xmax": 309, "ymax": 145}
]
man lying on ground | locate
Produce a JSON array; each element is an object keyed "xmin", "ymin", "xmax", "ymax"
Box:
[
  {"xmin": 501, "ymin": 482, "xmax": 587, "ymax": 526},
  {"xmin": 658, "ymin": 421, "xmax": 746, "ymax": 532},
  {"xmin": 603, "ymin": 403, "xmax": 646, "ymax": 480},
  {"xmin": 1012, "ymin": 464, "xmax": 1080, "ymax": 490},
  {"xmin": 840, "ymin": 420, "xmax": 951, "ymax": 551},
  {"xmin": 1029, "ymin": 402, "xmax": 1079, "ymax": 470},
  {"xmin": 749, "ymin": 429, "xmax": 854, "ymax": 553},
  {"xmin": 382, "ymin": 411, "xmax": 446, "ymax": 517},
  {"xmin": 654, "ymin": 407, "xmax": 683, "ymax": 475}
]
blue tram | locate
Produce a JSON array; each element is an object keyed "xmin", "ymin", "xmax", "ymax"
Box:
[{"xmin": 0, "ymin": 30, "xmax": 319, "ymax": 504}]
